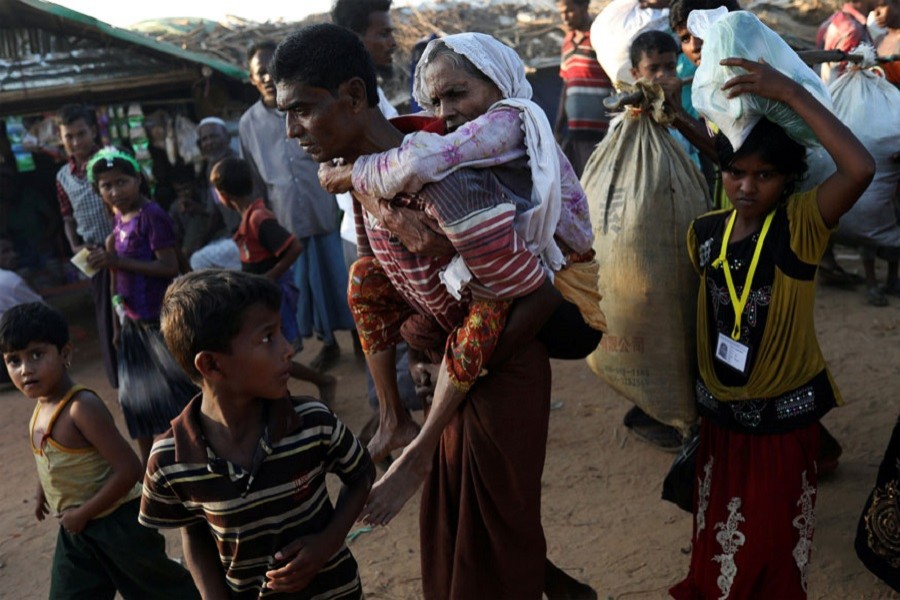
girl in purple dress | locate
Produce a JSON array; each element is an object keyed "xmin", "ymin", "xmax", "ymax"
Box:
[{"xmin": 86, "ymin": 148, "xmax": 196, "ymax": 464}]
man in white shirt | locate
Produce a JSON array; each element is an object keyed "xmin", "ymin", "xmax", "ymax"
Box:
[
  {"xmin": 239, "ymin": 41, "xmax": 356, "ymax": 372},
  {"xmin": 332, "ymin": 0, "xmax": 399, "ymax": 117}
]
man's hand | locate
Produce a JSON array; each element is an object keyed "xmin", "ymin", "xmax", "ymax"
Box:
[
  {"xmin": 264, "ymin": 534, "xmax": 333, "ymax": 593},
  {"xmin": 380, "ymin": 204, "xmax": 455, "ymax": 257},
  {"xmin": 720, "ymin": 57, "xmax": 796, "ymax": 103},
  {"xmin": 57, "ymin": 506, "xmax": 90, "ymax": 534},
  {"xmin": 318, "ymin": 162, "xmax": 354, "ymax": 194},
  {"xmin": 656, "ymin": 75, "xmax": 684, "ymax": 111}
]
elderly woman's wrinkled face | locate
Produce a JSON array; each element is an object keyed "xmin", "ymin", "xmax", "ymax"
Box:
[{"xmin": 424, "ymin": 56, "xmax": 502, "ymax": 132}]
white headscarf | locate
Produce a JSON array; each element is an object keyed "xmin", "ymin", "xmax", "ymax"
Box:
[{"xmin": 413, "ymin": 33, "xmax": 565, "ymax": 274}]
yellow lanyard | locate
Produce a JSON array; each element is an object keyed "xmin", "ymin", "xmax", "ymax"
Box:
[{"xmin": 711, "ymin": 210, "xmax": 775, "ymax": 340}]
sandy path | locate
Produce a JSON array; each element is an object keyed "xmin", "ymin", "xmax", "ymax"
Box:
[{"xmin": 0, "ymin": 282, "xmax": 897, "ymax": 599}]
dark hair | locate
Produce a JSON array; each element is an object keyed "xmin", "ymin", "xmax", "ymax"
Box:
[
  {"xmin": 629, "ymin": 30, "xmax": 679, "ymax": 67},
  {"xmin": 332, "ymin": 0, "xmax": 392, "ymax": 34},
  {"xmin": 247, "ymin": 40, "xmax": 278, "ymax": 65},
  {"xmin": 669, "ymin": 0, "xmax": 741, "ymax": 31},
  {"xmin": 0, "ymin": 303, "xmax": 69, "ymax": 353},
  {"xmin": 89, "ymin": 146, "xmax": 141, "ymax": 183},
  {"xmin": 716, "ymin": 118, "xmax": 808, "ymax": 197},
  {"xmin": 161, "ymin": 270, "xmax": 281, "ymax": 381},
  {"xmin": 58, "ymin": 104, "xmax": 96, "ymax": 128},
  {"xmin": 88, "ymin": 145, "xmax": 149, "ymax": 196},
  {"xmin": 270, "ymin": 24, "xmax": 379, "ymax": 108},
  {"xmin": 210, "ymin": 157, "xmax": 254, "ymax": 197}
]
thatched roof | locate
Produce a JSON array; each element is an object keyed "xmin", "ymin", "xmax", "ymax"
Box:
[
  {"xmin": 132, "ymin": 0, "xmax": 834, "ymax": 108},
  {"xmin": 0, "ymin": 0, "xmax": 247, "ymax": 116}
]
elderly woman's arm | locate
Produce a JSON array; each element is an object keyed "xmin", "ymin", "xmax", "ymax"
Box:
[{"xmin": 351, "ymin": 106, "xmax": 526, "ymax": 199}]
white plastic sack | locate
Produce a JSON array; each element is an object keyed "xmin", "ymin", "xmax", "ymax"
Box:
[
  {"xmin": 830, "ymin": 60, "xmax": 900, "ymax": 247},
  {"xmin": 690, "ymin": 10, "xmax": 834, "ymax": 151},
  {"xmin": 590, "ymin": 0, "xmax": 670, "ymax": 87}
]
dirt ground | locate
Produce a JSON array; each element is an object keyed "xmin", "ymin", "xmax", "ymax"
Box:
[{"xmin": 1, "ymin": 268, "xmax": 898, "ymax": 599}]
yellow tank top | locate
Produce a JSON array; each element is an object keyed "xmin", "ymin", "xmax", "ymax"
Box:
[{"xmin": 30, "ymin": 385, "xmax": 141, "ymax": 517}]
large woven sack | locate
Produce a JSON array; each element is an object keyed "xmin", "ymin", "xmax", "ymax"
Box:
[{"xmin": 582, "ymin": 82, "xmax": 710, "ymax": 431}]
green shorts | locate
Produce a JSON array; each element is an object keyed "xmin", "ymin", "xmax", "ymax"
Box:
[{"xmin": 50, "ymin": 499, "xmax": 199, "ymax": 600}]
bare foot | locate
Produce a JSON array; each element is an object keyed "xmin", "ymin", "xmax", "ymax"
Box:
[
  {"xmin": 317, "ymin": 375, "xmax": 337, "ymax": 406},
  {"xmin": 361, "ymin": 446, "xmax": 432, "ymax": 526},
  {"xmin": 366, "ymin": 415, "xmax": 420, "ymax": 464}
]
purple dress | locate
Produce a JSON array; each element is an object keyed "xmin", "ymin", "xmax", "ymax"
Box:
[
  {"xmin": 113, "ymin": 201, "xmax": 176, "ymax": 321},
  {"xmin": 113, "ymin": 201, "xmax": 197, "ymax": 439}
]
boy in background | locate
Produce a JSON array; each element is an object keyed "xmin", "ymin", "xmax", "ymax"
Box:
[
  {"xmin": 556, "ymin": 0, "xmax": 613, "ymax": 177},
  {"xmin": 0, "ymin": 302, "xmax": 197, "ymax": 599},
  {"xmin": 141, "ymin": 270, "xmax": 374, "ymax": 598},
  {"xmin": 211, "ymin": 157, "xmax": 337, "ymax": 403},
  {"xmin": 54, "ymin": 104, "xmax": 117, "ymax": 387},
  {"xmin": 630, "ymin": 30, "xmax": 700, "ymax": 164}
]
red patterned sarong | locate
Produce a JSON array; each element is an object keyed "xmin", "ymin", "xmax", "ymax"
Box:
[{"xmin": 347, "ymin": 257, "xmax": 510, "ymax": 391}]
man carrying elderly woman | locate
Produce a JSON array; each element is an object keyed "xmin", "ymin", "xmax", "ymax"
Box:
[{"xmin": 274, "ymin": 24, "xmax": 602, "ymax": 599}]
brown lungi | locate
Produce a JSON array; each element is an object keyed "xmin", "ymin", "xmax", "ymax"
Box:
[{"xmin": 420, "ymin": 340, "xmax": 551, "ymax": 600}]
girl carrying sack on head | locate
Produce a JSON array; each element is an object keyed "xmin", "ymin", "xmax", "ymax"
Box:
[{"xmin": 670, "ymin": 18, "xmax": 875, "ymax": 599}]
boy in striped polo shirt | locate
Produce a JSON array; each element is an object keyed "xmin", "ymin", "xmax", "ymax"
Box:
[{"xmin": 140, "ymin": 270, "xmax": 374, "ymax": 599}]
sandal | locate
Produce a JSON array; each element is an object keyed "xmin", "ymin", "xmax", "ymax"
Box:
[
  {"xmin": 866, "ymin": 286, "xmax": 889, "ymax": 307},
  {"xmin": 624, "ymin": 406, "xmax": 684, "ymax": 452}
]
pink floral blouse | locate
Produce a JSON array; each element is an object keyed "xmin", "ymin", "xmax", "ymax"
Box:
[{"xmin": 351, "ymin": 105, "xmax": 593, "ymax": 254}]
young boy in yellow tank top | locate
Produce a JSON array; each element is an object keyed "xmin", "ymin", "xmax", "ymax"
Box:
[{"xmin": 0, "ymin": 302, "xmax": 198, "ymax": 599}]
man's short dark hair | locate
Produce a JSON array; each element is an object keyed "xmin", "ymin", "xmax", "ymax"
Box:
[
  {"xmin": 58, "ymin": 104, "xmax": 96, "ymax": 128},
  {"xmin": 332, "ymin": 0, "xmax": 392, "ymax": 35},
  {"xmin": 0, "ymin": 303, "xmax": 69, "ymax": 354},
  {"xmin": 247, "ymin": 40, "xmax": 278, "ymax": 65},
  {"xmin": 669, "ymin": 0, "xmax": 741, "ymax": 31},
  {"xmin": 161, "ymin": 270, "xmax": 281, "ymax": 381},
  {"xmin": 270, "ymin": 24, "xmax": 379, "ymax": 108},
  {"xmin": 210, "ymin": 157, "xmax": 254, "ymax": 197},
  {"xmin": 630, "ymin": 30, "xmax": 679, "ymax": 67}
]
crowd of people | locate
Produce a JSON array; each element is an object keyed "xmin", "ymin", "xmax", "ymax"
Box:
[{"xmin": 1, "ymin": 0, "xmax": 898, "ymax": 598}]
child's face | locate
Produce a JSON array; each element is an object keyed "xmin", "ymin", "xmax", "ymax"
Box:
[
  {"xmin": 96, "ymin": 168, "xmax": 141, "ymax": 214},
  {"xmin": 59, "ymin": 119, "xmax": 96, "ymax": 164},
  {"xmin": 4, "ymin": 341, "xmax": 70, "ymax": 400},
  {"xmin": 631, "ymin": 49, "xmax": 678, "ymax": 82},
  {"xmin": 213, "ymin": 303, "xmax": 294, "ymax": 401},
  {"xmin": 675, "ymin": 26, "xmax": 703, "ymax": 66},
  {"xmin": 722, "ymin": 153, "xmax": 789, "ymax": 222}
]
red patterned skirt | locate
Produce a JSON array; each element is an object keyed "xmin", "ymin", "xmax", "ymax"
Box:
[{"xmin": 670, "ymin": 419, "xmax": 820, "ymax": 600}]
